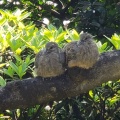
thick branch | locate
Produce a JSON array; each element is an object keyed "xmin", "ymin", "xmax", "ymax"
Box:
[{"xmin": 0, "ymin": 50, "xmax": 120, "ymax": 111}]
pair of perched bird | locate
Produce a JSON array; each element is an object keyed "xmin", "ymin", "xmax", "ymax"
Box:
[{"xmin": 34, "ymin": 33, "xmax": 99, "ymax": 78}]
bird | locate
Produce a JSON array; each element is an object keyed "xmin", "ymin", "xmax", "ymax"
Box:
[
  {"xmin": 34, "ymin": 42, "xmax": 66, "ymax": 78},
  {"xmin": 63, "ymin": 32, "xmax": 99, "ymax": 69}
]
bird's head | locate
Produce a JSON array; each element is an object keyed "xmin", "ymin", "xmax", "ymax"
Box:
[
  {"xmin": 45, "ymin": 42, "xmax": 59, "ymax": 53},
  {"xmin": 80, "ymin": 33, "xmax": 93, "ymax": 41},
  {"xmin": 77, "ymin": 33, "xmax": 93, "ymax": 45}
]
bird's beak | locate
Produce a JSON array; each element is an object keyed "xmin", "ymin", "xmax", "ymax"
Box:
[
  {"xmin": 46, "ymin": 49, "xmax": 51, "ymax": 53},
  {"xmin": 44, "ymin": 49, "xmax": 50, "ymax": 53},
  {"xmin": 44, "ymin": 49, "xmax": 47, "ymax": 53}
]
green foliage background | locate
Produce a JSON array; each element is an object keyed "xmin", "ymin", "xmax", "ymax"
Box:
[{"xmin": 0, "ymin": 0, "xmax": 120, "ymax": 119}]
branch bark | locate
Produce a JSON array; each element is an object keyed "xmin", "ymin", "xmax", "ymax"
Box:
[{"xmin": 0, "ymin": 50, "xmax": 120, "ymax": 111}]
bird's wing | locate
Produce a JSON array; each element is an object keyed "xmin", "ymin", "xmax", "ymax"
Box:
[
  {"xmin": 34, "ymin": 50, "xmax": 44, "ymax": 68},
  {"xmin": 67, "ymin": 49, "xmax": 77, "ymax": 61},
  {"xmin": 67, "ymin": 43, "xmax": 78, "ymax": 61},
  {"xmin": 59, "ymin": 49, "xmax": 66, "ymax": 65}
]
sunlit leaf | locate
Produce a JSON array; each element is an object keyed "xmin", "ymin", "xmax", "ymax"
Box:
[
  {"xmin": 111, "ymin": 33, "xmax": 120, "ymax": 41},
  {"xmin": 18, "ymin": 11, "xmax": 31, "ymax": 21},
  {"xmin": 0, "ymin": 63, "xmax": 6, "ymax": 68},
  {"xmin": 109, "ymin": 96, "xmax": 120, "ymax": 106},
  {"xmin": 67, "ymin": 29, "xmax": 80, "ymax": 41},
  {"xmin": 0, "ymin": 10, "xmax": 6, "ymax": 25},
  {"xmin": 72, "ymin": 29, "xmax": 80, "ymax": 40},
  {"xmin": 104, "ymin": 34, "xmax": 120, "ymax": 49},
  {"xmin": 0, "ymin": 76, "xmax": 6, "ymax": 87},
  {"xmin": 97, "ymin": 41, "xmax": 107, "ymax": 53},
  {"xmin": 15, "ymin": 48, "xmax": 22, "ymax": 55},
  {"xmin": 43, "ymin": 28, "xmax": 54, "ymax": 41},
  {"xmin": 56, "ymin": 32, "xmax": 67, "ymax": 43},
  {"xmin": 89, "ymin": 90, "xmax": 93, "ymax": 98},
  {"xmin": 18, "ymin": 22, "xmax": 25, "ymax": 29}
]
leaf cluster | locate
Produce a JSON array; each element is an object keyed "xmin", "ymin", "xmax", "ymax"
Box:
[{"xmin": 1, "ymin": 0, "xmax": 120, "ymax": 38}]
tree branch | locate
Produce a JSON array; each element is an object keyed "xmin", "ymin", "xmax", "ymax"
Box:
[
  {"xmin": 51, "ymin": 0, "xmax": 79, "ymax": 20},
  {"xmin": 54, "ymin": 0, "xmax": 64, "ymax": 9},
  {"xmin": 61, "ymin": 0, "xmax": 78, "ymax": 14},
  {"xmin": 0, "ymin": 50, "xmax": 120, "ymax": 111}
]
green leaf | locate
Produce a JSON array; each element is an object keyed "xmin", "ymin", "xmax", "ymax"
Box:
[
  {"xmin": 3, "ymin": 67, "xmax": 15, "ymax": 78},
  {"xmin": 0, "ymin": 10, "xmax": 6, "ymax": 25},
  {"xmin": 72, "ymin": 29, "xmax": 80, "ymax": 40},
  {"xmin": 109, "ymin": 96, "xmax": 120, "ymax": 106},
  {"xmin": 43, "ymin": 28, "xmax": 54, "ymax": 41},
  {"xmin": 104, "ymin": 34, "xmax": 120, "ymax": 49},
  {"xmin": 24, "ymin": 56, "xmax": 34, "ymax": 66},
  {"xmin": 0, "ymin": 76, "xmax": 6, "ymax": 87},
  {"xmin": 22, "ymin": 62, "xmax": 27, "ymax": 73},
  {"xmin": 19, "ymin": 11, "xmax": 31, "ymax": 21},
  {"xmin": 58, "ymin": 26, "xmax": 63, "ymax": 34},
  {"xmin": 0, "ymin": 63, "xmax": 6, "ymax": 68},
  {"xmin": 94, "ymin": 94, "xmax": 99, "ymax": 101},
  {"xmin": 97, "ymin": 41, "xmax": 107, "ymax": 53},
  {"xmin": 117, "ymin": 90, "xmax": 120, "ymax": 94},
  {"xmin": 25, "ymin": 55, "xmax": 32, "ymax": 66},
  {"xmin": 14, "ymin": 54, "xmax": 22, "ymax": 63},
  {"xmin": 18, "ymin": 65, "xmax": 23, "ymax": 78},
  {"xmin": 89, "ymin": 90, "xmax": 93, "ymax": 98},
  {"xmin": 101, "ymin": 42, "xmax": 107, "ymax": 50},
  {"xmin": 56, "ymin": 32, "xmax": 67, "ymax": 43},
  {"xmin": 18, "ymin": 22, "xmax": 25, "ymax": 29},
  {"xmin": 67, "ymin": 29, "xmax": 80, "ymax": 41},
  {"xmin": 18, "ymin": 63, "xmax": 27, "ymax": 79},
  {"xmin": 10, "ymin": 37, "xmax": 24, "ymax": 51},
  {"xmin": 48, "ymin": 24, "xmax": 56, "ymax": 31},
  {"xmin": 6, "ymin": 32, "xmax": 11, "ymax": 41},
  {"xmin": 9, "ymin": 62, "xmax": 19, "ymax": 74},
  {"xmin": 104, "ymin": 35, "xmax": 112, "ymax": 42}
]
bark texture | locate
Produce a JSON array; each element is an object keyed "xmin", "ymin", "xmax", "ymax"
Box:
[{"xmin": 0, "ymin": 50, "xmax": 120, "ymax": 111}]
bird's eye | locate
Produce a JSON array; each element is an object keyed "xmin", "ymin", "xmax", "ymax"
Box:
[{"xmin": 49, "ymin": 46, "xmax": 54, "ymax": 50}]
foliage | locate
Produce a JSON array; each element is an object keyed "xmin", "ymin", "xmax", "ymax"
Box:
[
  {"xmin": 104, "ymin": 33, "xmax": 120, "ymax": 50},
  {"xmin": 46, "ymin": 81, "xmax": 120, "ymax": 120},
  {"xmin": 0, "ymin": 8, "xmax": 120, "ymax": 120},
  {"xmin": 1, "ymin": 0, "xmax": 120, "ymax": 38}
]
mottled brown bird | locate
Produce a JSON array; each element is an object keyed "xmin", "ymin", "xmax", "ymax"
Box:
[
  {"xmin": 35, "ymin": 42, "xmax": 66, "ymax": 78},
  {"xmin": 64, "ymin": 33, "xmax": 99, "ymax": 69}
]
